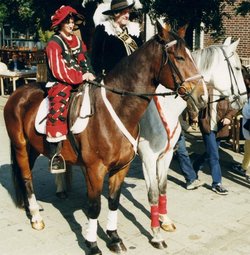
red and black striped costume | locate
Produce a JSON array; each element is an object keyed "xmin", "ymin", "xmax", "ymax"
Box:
[{"xmin": 45, "ymin": 33, "xmax": 92, "ymax": 141}]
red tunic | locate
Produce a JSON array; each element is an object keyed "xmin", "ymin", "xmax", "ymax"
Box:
[
  {"xmin": 45, "ymin": 34, "xmax": 90, "ymax": 140},
  {"xmin": 46, "ymin": 34, "xmax": 87, "ymax": 85}
]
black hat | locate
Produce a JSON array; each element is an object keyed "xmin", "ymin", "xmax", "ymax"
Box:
[{"xmin": 102, "ymin": 0, "xmax": 135, "ymax": 15}]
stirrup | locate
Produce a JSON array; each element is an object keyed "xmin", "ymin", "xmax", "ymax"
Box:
[{"xmin": 49, "ymin": 154, "xmax": 66, "ymax": 174}]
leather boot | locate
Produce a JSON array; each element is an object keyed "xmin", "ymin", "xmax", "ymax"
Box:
[{"xmin": 48, "ymin": 142, "xmax": 66, "ymax": 174}]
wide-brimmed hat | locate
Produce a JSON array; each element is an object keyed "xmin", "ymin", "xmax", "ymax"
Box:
[
  {"xmin": 51, "ymin": 5, "xmax": 84, "ymax": 30},
  {"xmin": 102, "ymin": 0, "xmax": 135, "ymax": 15}
]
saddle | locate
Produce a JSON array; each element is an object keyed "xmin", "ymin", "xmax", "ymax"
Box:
[{"xmin": 35, "ymin": 83, "xmax": 94, "ymax": 135}]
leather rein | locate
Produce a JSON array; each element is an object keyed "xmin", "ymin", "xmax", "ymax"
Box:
[{"xmin": 86, "ymin": 38, "xmax": 203, "ymax": 101}]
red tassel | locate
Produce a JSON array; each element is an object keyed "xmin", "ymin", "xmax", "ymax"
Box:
[
  {"xmin": 159, "ymin": 194, "xmax": 167, "ymax": 215},
  {"xmin": 151, "ymin": 205, "xmax": 159, "ymax": 228}
]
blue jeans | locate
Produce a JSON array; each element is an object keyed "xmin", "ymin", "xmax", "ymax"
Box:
[
  {"xmin": 193, "ymin": 131, "xmax": 222, "ymax": 186},
  {"xmin": 176, "ymin": 133, "xmax": 197, "ymax": 183}
]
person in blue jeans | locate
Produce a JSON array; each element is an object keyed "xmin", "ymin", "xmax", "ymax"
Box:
[
  {"xmin": 175, "ymin": 131, "xmax": 204, "ymax": 190},
  {"xmin": 193, "ymin": 132, "xmax": 224, "ymax": 187},
  {"xmin": 193, "ymin": 87, "xmax": 239, "ymax": 195}
]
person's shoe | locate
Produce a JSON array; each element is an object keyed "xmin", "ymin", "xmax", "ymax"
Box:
[
  {"xmin": 49, "ymin": 154, "xmax": 66, "ymax": 174},
  {"xmin": 232, "ymin": 164, "xmax": 246, "ymax": 176},
  {"xmin": 186, "ymin": 179, "xmax": 204, "ymax": 190},
  {"xmin": 212, "ymin": 183, "xmax": 228, "ymax": 195}
]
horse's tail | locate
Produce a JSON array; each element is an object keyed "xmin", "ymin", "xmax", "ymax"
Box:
[{"xmin": 10, "ymin": 144, "xmax": 26, "ymax": 208}]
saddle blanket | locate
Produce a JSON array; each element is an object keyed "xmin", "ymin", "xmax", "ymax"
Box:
[{"xmin": 35, "ymin": 85, "xmax": 91, "ymax": 135}]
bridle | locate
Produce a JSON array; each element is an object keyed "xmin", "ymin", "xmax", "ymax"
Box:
[
  {"xmin": 157, "ymin": 38, "xmax": 203, "ymax": 100},
  {"xmin": 209, "ymin": 47, "xmax": 247, "ymax": 107},
  {"xmin": 221, "ymin": 47, "xmax": 246, "ymax": 107}
]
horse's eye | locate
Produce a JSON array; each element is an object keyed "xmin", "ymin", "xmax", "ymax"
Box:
[
  {"xmin": 236, "ymin": 67, "xmax": 241, "ymax": 71},
  {"xmin": 175, "ymin": 56, "xmax": 185, "ymax": 61}
]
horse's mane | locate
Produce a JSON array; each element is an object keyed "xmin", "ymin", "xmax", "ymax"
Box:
[{"xmin": 192, "ymin": 45, "xmax": 224, "ymax": 72}]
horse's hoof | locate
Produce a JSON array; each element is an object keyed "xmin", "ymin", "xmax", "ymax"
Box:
[
  {"xmin": 31, "ymin": 220, "xmax": 45, "ymax": 230},
  {"xmin": 107, "ymin": 240, "xmax": 127, "ymax": 253},
  {"xmin": 56, "ymin": 191, "xmax": 68, "ymax": 199},
  {"xmin": 106, "ymin": 230, "xmax": 127, "ymax": 253},
  {"xmin": 85, "ymin": 240, "xmax": 102, "ymax": 255},
  {"xmin": 161, "ymin": 222, "xmax": 176, "ymax": 232},
  {"xmin": 150, "ymin": 240, "xmax": 168, "ymax": 249}
]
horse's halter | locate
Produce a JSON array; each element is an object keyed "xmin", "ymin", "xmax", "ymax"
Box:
[
  {"xmin": 157, "ymin": 39, "xmax": 203, "ymax": 99},
  {"xmin": 220, "ymin": 47, "xmax": 246, "ymax": 108}
]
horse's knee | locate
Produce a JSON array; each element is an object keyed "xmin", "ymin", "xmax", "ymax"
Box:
[
  {"xmin": 88, "ymin": 199, "xmax": 101, "ymax": 219},
  {"xmin": 108, "ymin": 193, "xmax": 121, "ymax": 211}
]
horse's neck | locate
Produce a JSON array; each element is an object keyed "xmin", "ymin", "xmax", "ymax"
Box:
[
  {"xmin": 103, "ymin": 42, "xmax": 161, "ymax": 125},
  {"xmin": 141, "ymin": 92, "xmax": 186, "ymax": 134}
]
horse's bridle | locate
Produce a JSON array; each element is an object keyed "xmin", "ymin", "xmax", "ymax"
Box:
[
  {"xmin": 221, "ymin": 47, "xmax": 246, "ymax": 107},
  {"xmin": 209, "ymin": 47, "xmax": 247, "ymax": 107},
  {"xmin": 158, "ymin": 38, "xmax": 203, "ymax": 100}
]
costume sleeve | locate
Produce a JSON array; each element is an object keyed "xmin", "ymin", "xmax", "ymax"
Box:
[
  {"xmin": 46, "ymin": 40, "xmax": 83, "ymax": 85},
  {"xmin": 78, "ymin": 41, "xmax": 95, "ymax": 74},
  {"xmin": 91, "ymin": 25, "xmax": 106, "ymax": 75}
]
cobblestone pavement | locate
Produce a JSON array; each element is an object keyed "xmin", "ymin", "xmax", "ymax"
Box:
[{"xmin": 1, "ymin": 96, "xmax": 250, "ymax": 255}]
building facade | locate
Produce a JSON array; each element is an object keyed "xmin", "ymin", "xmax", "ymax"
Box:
[{"xmin": 203, "ymin": 0, "xmax": 250, "ymax": 65}]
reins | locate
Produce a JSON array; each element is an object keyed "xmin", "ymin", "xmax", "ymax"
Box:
[
  {"xmin": 86, "ymin": 37, "xmax": 203, "ymax": 101},
  {"xmin": 86, "ymin": 79, "xmax": 177, "ymax": 101}
]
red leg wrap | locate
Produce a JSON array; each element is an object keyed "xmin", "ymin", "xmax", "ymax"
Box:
[
  {"xmin": 159, "ymin": 194, "xmax": 167, "ymax": 215},
  {"xmin": 151, "ymin": 205, "xmax": 160, "ymax": 228}
]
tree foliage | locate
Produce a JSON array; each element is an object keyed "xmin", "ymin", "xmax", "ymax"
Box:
[
  {"xmin": 0, "ymin": 0, "xmax": 34, "ymax": 33},
  {"xmin": 0, "ymin": 0, "xmax": 85, "ymax": 40},
  {"xmin": 0, "ymin": 0, "xmax": 249, "ymax": 40},
  {"xmin": 140, "ymin": 0, "xmax": 239, "ymax": 37},
  {"xmin": 236, "ymin": 1, "xmax": 250, "ymax": 16}
]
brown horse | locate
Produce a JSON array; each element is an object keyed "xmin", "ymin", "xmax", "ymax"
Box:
[{"xmin": 4, "ymin": 22, "xmax": 207, "ymax": 255}]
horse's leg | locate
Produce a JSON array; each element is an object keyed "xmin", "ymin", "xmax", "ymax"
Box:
[
  {"xmin": 12, "ymin": 143, "xmax": 45, "ymax": 230},
  {"xmin": 157, "ymin": 151, "xmax": 176, "ymax": 232},
  {"xmin": 141, "ymin": 160, "xmax": 167, "ymax": 249},
  {"xmin": 106, "ymin": 165, "xmax": 131, "ymax": 253},
  {"xmin": 84, "ymin": 166, "xmax": 106, "ymax": 255},
  {"xmin": 54, "ymin": 164, "xmax": 72, "ymax": 199}
]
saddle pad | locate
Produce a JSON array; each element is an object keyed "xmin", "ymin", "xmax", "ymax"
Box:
[{"xmin": 35, "ymin": 85, "xmax": 91, "ymax": 135}]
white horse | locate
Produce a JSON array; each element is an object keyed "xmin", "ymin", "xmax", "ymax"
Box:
[{"xmin": 137, "ymin": 37, "xmax": 247, "ymax": 248}]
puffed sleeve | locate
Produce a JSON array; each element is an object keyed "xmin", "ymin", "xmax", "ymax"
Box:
[{"xmin": 46, "ymin": 39, "xmax": 83, "ymax": 85}]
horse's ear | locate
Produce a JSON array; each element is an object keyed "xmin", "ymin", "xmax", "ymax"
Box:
[
  {"xmin": 229, "ymin": 38, "xmax": 240, "ymax": 52},
  {"xmin": 177, "ymin": 24, "xmax": 188, "ymax": 39},
  {"xmin": 223, "ymin": 37, "xmax": 232, "ymax": 46},
  {"xmin": 156, "ymin": 20, "xmax": 169, "ymax": 39}
]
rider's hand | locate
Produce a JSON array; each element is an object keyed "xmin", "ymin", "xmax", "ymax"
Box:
[{"xmin": 83, "ymin": 72, "xmax": 95, "ymax": 81}]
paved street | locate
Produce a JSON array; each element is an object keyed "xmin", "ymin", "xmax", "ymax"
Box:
[{"xmin": 0, "ymin": 95, "xmax": 250, "ymax": 255}]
